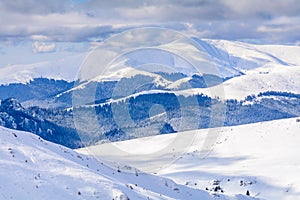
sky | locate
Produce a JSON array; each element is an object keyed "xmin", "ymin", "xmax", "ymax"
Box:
[{"xmin": 1, "ymin": 0, "xmax": 300, "ymax": 66}]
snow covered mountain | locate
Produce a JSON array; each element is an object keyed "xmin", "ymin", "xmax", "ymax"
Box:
[
  {"xmin": 0, "ymin": 125, "xmax": 257, "ymax": 200},
  {"xmin": 0, "ymin": 38, "xmax": 299, "ymax": 200},
  {"xmin": 1, "ymin": 39, "xmax": 300, "ymax": 101},
  {"xmin": 0, "ymin": 39, "xmax": 299, "ymax": 147},
  {"xmin": 0, "ymin": 53, "xmax": 86, "ymax": 85},
  {"xmin": 79, "ymin": 117, "xmax": 300, "ymax": 200}
]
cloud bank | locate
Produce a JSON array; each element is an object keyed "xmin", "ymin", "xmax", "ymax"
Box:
[{"xmin": 0, "ymin": 0, "xmax": 299, "ymax": 44}]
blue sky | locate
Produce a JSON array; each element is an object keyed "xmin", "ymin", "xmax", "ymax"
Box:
[{"xmin": 1, "ymin": 0, "xmax": 300, "ymax": 66}]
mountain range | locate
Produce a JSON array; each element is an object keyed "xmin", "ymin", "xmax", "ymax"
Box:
[
  {"xmin": 0, "ymin": 38, "xmax": 299, "ymax": 199},
  {"xmin": 0, "ymin": 39, "xmax": 299, "ymax": 147}
]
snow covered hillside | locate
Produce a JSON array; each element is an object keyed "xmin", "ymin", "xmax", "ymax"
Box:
[
  {"xmin": 1, "ymin": 39, "xmax": 299, "ymax": 102},
  {"xmin": 0, "ymin": 37, "xmax": 299, "ymax": 199},
  {"xmin": 0, "ymin": 53, "xmax": 86, "ymax": 85},
  {"xmin": 80, "ymin": 117, "xmax": 300, "ymax": 200},
  {"xmin": 175, "ymin": 64, "xmax": 300, "ymax": 100},
  {"xmin": 0, "ymin": 126, "xmax": 256, "ymax": 200},
  {"xmin": 199, "ymin": 39, "xmax": 300, "ymax": 100},
  {"xmin": 1, "ymin": 38, "xmax": 299, "ymax": 148}
]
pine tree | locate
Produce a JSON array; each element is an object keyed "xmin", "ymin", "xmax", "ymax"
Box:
[{"xmin": 246, "ymin": 190, "xmax": 250, "ymax": 196}]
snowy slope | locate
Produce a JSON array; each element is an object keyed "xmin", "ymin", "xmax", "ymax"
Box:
[
  {"xmin": 64, "ymin": 40, "xmax": 300, "ymax": 101},
  {"xmin": 180, "ymin": 40, "xmax": 300, "ymax": 100},
  {"xmin": 80, "ymin": 117, "xmax": 300, "ymax": 200},
  {"xmin": 0, "ymin": 39, "xmax": 297, "ymax": 82},
  {"xmin": 0, "ymin": 53, "xmax": 86, "ymax": 85},
  {"xmin": 207, "ymin": 40, "xmax": 300, "ymax": 68},
  {"xmin": 0, "ymin": 126, "xmax": 257, "ymax": 200},
  {"xmin": 59, "ymin": 67, "xmax": 173, "ymax": 97},
  {"xmin": 175, "ymin": 64, "xmax": 300, "ymax": 100},
  {"xmin": 158, "ymin": 117, "xmax": 300, "ymax": 200},
  {"xmin": 1, "ymin": 39, "xmax": 300, "ymax": 101}
]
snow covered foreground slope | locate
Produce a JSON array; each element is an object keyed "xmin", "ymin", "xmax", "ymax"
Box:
[
  {"xmin": 80, "ymin": 118, "xmax": 300, "ymax": 200},
  {"xmin": 0, "ymin": 126, "xmax": 256, "ymax": 200}
]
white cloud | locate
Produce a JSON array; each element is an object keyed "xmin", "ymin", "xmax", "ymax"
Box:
[
  {"xmin": 31, "ymin": 35, "xmax": 50, "ymax": 41},
  {"xmin": 182, "ymin": 23, "xmax": 214, "ymax": 38},
  {"xmin": 32, "ymin": 41, "xmax": 56, "ymax": 53}
]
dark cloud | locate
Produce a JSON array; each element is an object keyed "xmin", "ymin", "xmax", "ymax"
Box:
[
  {"xmin": 221, "ymin": 0, "xmax": 300, "ymax": 19},
  {"xmin": 0, "ymin": 0, "xmax": 299, "ymax": 44},
  {"xmin": 0, "ymin": 0, "xmax": 69, "ymax": 14},
  {"xmin": 81, "ymin": 0, "xmax": 300, "ymax": 21}
]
